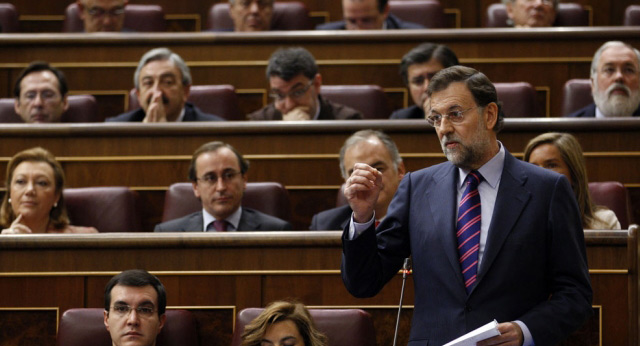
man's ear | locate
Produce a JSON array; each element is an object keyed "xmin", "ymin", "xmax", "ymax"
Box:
[
  {"xmin": 484, "ymin": 102, "xmax": 499, "ymax": 131},
  {"xmin": 157, "ymin": 313, "xmax": 167, "ymax": 333},
  {"xmin": 103, "ymin": 310, "xmax": 110, "ymax": 331}
]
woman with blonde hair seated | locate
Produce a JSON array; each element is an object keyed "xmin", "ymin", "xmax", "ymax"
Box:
[
  {"xmin": 1, "ymin": 147, "xmax": 97, "ymax": 234},
  {"xmin": 524, "ymin": 132, "xmax": 620, "ymax": 230},
  {"xmin": 242, "ymin": 300, "xmax": 327, "ymax": 346}
]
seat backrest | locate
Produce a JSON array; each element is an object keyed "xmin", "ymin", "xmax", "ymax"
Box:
[
  {"xmin": 63, "ymin": 3, "xmax": 166, "ymax": 32},
  {"xmin": 494, "ymin": 82, "xmax": 540, "ymax": 117},
  {"xmin": 56, "ymin": 308, "xmax": 198, "ymax": 346},
  {"xmin": 162, "ymin": 182, "xmax": 291, "ymax": 223},
  {"xmin": 389, "ymin": 0, "xmax": 446, "ymax": 28},
  {"xmin": 207, "ymin": 2, "xmax": 313, "ymax": 31},
  {"xmin": 0, "ymin": 95, "xmax": 100, "ymax": 123},
  {"xmin": 588, "ymin": 181, "xmax": 631, "ymax": 229},
  {"xmin": 127, "ymin": 85, "xmax": 243, "ymax": 120},
  {"xmin": 0, "ymin": 3, "xmax": 19, "ymax": 32},
  {"xmin": 561, "ymin": 78, "xmax": 593, "ymax": 116},
  {"xmin": 230, "ymin": 308, "xmax": 376, "ymax": 346},
  {"xmin": 484, "ymin": 2, "xmax": 588, "ymax": 27},
  {"xmin": 64, "ymin": 187, "xmax": 142, "ymax": 232},
  {"xmin": 624, "ymin": 5, "xmax": 640, "ymax": 26},
  {"xmin": 320, "ymin": 85, "xmax": 390, "ymax": 119}
]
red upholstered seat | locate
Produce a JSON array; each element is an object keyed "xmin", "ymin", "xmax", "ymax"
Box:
[
  {"xmin": 127, "ymin": 85, "xmax": 243, "ymax": 121},
  {"xmin": 56, "ymin": 308, "xmax": 198, "ymax": 346},
  {"xmin": 494, "ymin": 82, "xmax": 540, "ymax": 117},
  {"xmin": 0, "ymin": 95, "xmax": 100, "ymax": 123},
  {"xmin": 63, "ymin": 3, "xmax": 166, "ymax": 32},
  {"xmin": 588, "ymin": 181, "xmax": 631, "ymax": 229},
  {"xmin": 624, "ymin": 5, "xmax": 640, "ymax": 26},
  {"xmin": 0, "ymin": 3, "xmax": 19, "ymax": 32},
  {"xmin": 321, "ymin": 85, "xmax": 390, "ymax": 119},
  {"xmin": 162, "ymin": 182, "xmax": 291, "ymax": 223},
  {"xmin": 484, "ymin": 3, "xmax": 589, "ymax": 27},
  {"xmin": 389, "ymin": 0, "xmax": 446, "ymax": 28},
  {"xmin": 207, "ymin": 2, "xmax": 313, "ymax": 31},
  {"xmin": 230, "ymin": 307, "xmax": 376, "ymax": 346},
  {"xmin": 561, "ymin": 79, "xmax": 592, "ymax": 117},
  {"xmin": 64, "ymin": 187, "xmax": 142, "ymax": 232}
]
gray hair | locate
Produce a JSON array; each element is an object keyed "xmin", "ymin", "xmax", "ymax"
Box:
[
  {"xmin": 133, "ymin": 47, "xmax": 192, "ymax": 89},
  {"xmin": 339, "ymin": 129, "xmax": 402, "ymax": 180},
  {"xmin": 590, "ymin": 41, "xmax": 640, "ymax": 79},
  {"xmin": 266, "ymin": 47, "xmax": 318, "ymax": 81}
]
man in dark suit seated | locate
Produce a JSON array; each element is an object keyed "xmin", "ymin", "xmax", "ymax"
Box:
[
  {"xmin": 77, "ymin": 0, "xmax": 128, "ymax": 33},
  {"xmin": 155, "ymin": 141, "xmax": 291, "ymax": 232},
  {"xmin": 342, "ymin": 66, "xmax": 592, "ymax": 345},
  {"xmin": 567, "ymin": 41, "xmax": 640, "ymax": 118},
  {"xmin": 310, "ymin": 130, "xmax": 405, "ymax": 230},
  {"xmin": 13, "ymin": 62, "xmax": 69, "ymax": 123},
  {"xmin": 247, "ymin": 47, "xmax": 362, "ymax": 121},
  {"xmin": 390, "ymin": 43, "xmax": 459, "ymax": 119},
  {"xmin": 229, "ymin": 0, "xmax": 273, "ymax": 32},
  {"xmin": 107, "ymin": 48, "xmax": 224, "ymax": 123},
  {"xmin": 316, "ymin": 0, "xmax": 423, "ymax": 30},
  {"xmin": 504, "ymin": 0, "xmax": 557, "ymax": 28}
]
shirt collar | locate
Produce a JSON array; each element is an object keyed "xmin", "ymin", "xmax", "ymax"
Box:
[
  {"xmin": 311, "ymin": 96, "xmax": 322, "ymax": 120},
  {"xmin": 202, "ymin": 206, "xmax": 243, "ymax": 231},
  {"xmin": 175, "ymin": 107, "xmax": 186, "ymax": 122},
  {"xmin": 457, "ymin": 141, "xmax": 505, "ymax": 189},
  {"xmin": 595, "ymin": 106, "xmax": 606, "ymax": 119}
]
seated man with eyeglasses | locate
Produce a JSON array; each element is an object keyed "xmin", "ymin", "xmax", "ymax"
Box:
[
  {"xmin": 247, "ymin": 47, "xmax": 362, "ymax": 121},
  {"xmin": 155, "ymin": 141, "xmax": 291, "ymax": 232},
  {"xmin": 12, "ymin": 61, "xmax": 69, "ymax": 123},
  {"xmin": 77, "ymin": 0, "xmax": 128, "ymax": 32},
  {"xmin": 103, "ymin": 269, "xmax": 166, "ymax": 346}
]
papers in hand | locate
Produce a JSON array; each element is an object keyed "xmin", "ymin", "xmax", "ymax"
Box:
[{"xmin": 443, "ymin": 319, "xmax": 501, "ymax": 346}]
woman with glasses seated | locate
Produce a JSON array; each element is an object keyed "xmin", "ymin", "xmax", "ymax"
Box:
[
  {"xmin": 0, "ymin": 147, "xmax": 98, "ymax": 234},
  {"xmin": 523, "ymin": 132, "xmax": 620, "ymax": 230}
]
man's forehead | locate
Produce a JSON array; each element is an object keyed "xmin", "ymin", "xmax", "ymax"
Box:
[
  {"xmin": 140, "ymin": 60, "xmax": 181, "ymax": 78},
  {"xmin": 600, "ymin": 46, "xmax": 639, "ymax": 66},
  {"xmin": 111, "ymin": 284, "xmax": 158, "ymax": 303},
  {"xmin": 21, "ymin": 71, "xmax": 60, "ymax": 90},
  {"xmin": 428, "ymin": 83, "xmax": 473, "ymax": 109},
  {"xmin": 86, "ymin": 0, "xmax": 126, "ymax": 8},
  {"xmin": 197, "ymin": 148, "xmax": 240, "ymax": 169},
  {"xmin": 269, "ymin": 74, "xmax": 309, "ymax": 90}
]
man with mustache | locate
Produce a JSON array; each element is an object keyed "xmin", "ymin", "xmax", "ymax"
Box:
[
  {"xmin": 155, "ymin": 141, "xmax": 291, "ymax": 232},
  {"xmin": 342, "ymin": 65, "xmax": 592, "ymax": 345},
  {"xmin": 567, "ymin": 41, "xmax": 640, "ymax": 118},
  {"xmin": 107, "ymin": 48, "xmax": 225, "ymax": 122}
]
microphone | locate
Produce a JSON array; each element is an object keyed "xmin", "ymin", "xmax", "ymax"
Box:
[{"xmin": 393, "ymin": 257, "xmax": 412, "ymax": 346}]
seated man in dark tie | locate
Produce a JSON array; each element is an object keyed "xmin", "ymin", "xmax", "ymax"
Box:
[
  {"xmin": 310, "ymin": 129, "xmax": 405, "ymax": 230},
  {"xmin": 155, "ymin": 141, "xmax": 291, "ymax": 232},
  {"xmin": 13, "ymin": 61, "xmax": 69, "ymax": 123},
  {"xmin": 316, "ymin": 0, "xmax": 423, "ymax": 30},
  {"xmin": 390, "ymin": 43, "xmax": 459, "ymax": 119},
  {"xmin": 107, "ymin": 48, "xmax": 225, "ymax": 123},
  {"xmin": 229, "ymin": 0, "xmax": 273, "ymax": 32}
]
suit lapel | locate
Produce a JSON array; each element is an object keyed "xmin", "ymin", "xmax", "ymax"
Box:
[
  {"xmin": 185, "ymin": 212, "xmax": 204, "ymax": 232},
  {"xmin": 237, "ymin": 209, "xmax": 259, "ymax": 231}
]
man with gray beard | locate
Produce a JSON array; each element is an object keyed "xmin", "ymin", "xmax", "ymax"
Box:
[{"xmin": 567, "ymin": 41, "xmax": 640, "ymax": 118}]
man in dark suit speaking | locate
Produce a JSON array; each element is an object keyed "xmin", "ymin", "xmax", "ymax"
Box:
[
  {"xmin": 155, "ymin": 141, "xmax": 291, "ymax": 232},
  {"xmin": 342, "ymin": 66, "xmax": 592, "ymax": 345}
]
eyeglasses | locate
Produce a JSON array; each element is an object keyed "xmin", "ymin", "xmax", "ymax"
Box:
[
  {"xmin": 410, "ymin": 73, "xmax": 437, "ymax": 87},
  {"xmin": 111, "ymin": 304, "xmax": 156, "ymax": 318},
  {"xmin": 87, "ymin": 6, "xmax": 125, "ymax": 18},
  {"xmin": 269, "ymin": 80, "xmax": 314, "ymax": 102},
  {"xmin": 426, "ymin": 107, "xmax": 478, "ymax": 127},
  {"xmin": 236, "ymin": 0, "xmax": 273, "ymax": 9},
  {"xmin": 196, "ymin": 171, "xmax": 242, "ymax": 186}
]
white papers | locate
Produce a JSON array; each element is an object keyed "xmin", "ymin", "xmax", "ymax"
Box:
[{"xmin": 443, "ymin": 319, "xmax": 501, "ymax": 346}]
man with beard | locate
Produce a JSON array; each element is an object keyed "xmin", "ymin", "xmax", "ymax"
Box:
[
  {"xmin": 341, "ymin": 65, "xmax": 592, "ymax": 346},
  {"xmin": 567, "ymin": 41, "xmax": 640, "ymax": 118}
]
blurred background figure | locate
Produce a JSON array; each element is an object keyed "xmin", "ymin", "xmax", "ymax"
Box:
[
  {"xmin": 13, "ymin": 61, "xmax": 69, "ymax": 123},
  {"xmin": 229, "ymin": 0, "xmax": 273, "ymax": 32},
  {"xmin": 504, "ymin": 0, "xmax": 557, "ymax": 27},
  {"xmin": 77, "ymin": 0, "xmax": 128, "ymax": 32},
  {"xmin": 317, "ymin": 0, "xmax": 423, "ymax": 30}
]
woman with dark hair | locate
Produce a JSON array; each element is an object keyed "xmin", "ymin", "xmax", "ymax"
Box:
[
  {"xmin": 1, "ymin": 147, "xmax": 97, "ymax": 234},
  {"xmin": 524, "ymin": 132, "xmax": 620, "ymax": 229}
]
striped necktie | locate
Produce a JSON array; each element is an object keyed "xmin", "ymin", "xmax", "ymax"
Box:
[{"xmin": 457, "ymin": 171, "xmax": 483, "ymax": 294}]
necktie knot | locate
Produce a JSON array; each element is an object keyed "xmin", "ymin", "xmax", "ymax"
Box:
[
  {"xmin": 465, "ymin": 170, "xmax": 483, "ymax": 188},
  {"xmin": 207, "ymin": 219, "xmax": 228, "ymax": 232}
]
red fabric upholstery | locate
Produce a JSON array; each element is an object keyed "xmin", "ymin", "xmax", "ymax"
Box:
[
  {"xmin": 0, "ymin": 3, "xmax": 19, "ymax": 32},
  {"xmin": 63, "ymin": 3, "xmax": 166, "ymax": 32},
  {"xmin": 207, "ymin": 2, "xmax": 313, "ymax": 31},
  {"xmin": 484, "ymin": 3, "xmax": 588, "ymax": 27},
  {"xmin": 624, "ymin": 5, "xmax": 640, "ymax": 26},
  {"xmin": 230, "ymin": 308, "xmax": 376, "ymax": 346},
  {"xmin": 56, "ymin": 308, "xmax": 198, "ymax": 346},
  {"xmin": 0, "ymin": 95, "xmax": 100, "ymax": 123},
  {"xmin": 64, "ymin": 187, "xmax": 142, "ymax": 232},
  {"xmin": 162, "ymin": 182, "xmax": 291, "ymax": 222},
  {"xmin": 494, "ymin": 82, "xmax": 540, "ymax": 117},
  {"xmin": 588, "ymin": 181, "xmax": 631, "ymax": 229},
  {"xmin": 389, "ymin": 0, "xmax": 446, "ymax": 28},
  {"xmin": 321, "ymin": 85, "xmax": 390, "ymax": 119},
  {"xmin": 128, "ymin": 85, "xmax": 243, "ymax": 120},
  {"xmin": 561, "ymin": 78, "xmax": 593, "ymax": 117}
]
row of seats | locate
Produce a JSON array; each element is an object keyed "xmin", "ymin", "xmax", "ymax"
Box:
[
  {"xmin": 58, "ymin": 307, "xmax": 376, "ymax": 346},
  {"xmin": 0, "ymin": 79, "xmax": 599, "ymax": 122},
  {"xmin": 54, "ymin": 181, "xmax": 633, "ymax": 232},
  {"xmin": 2, "ymin": 2, "xmax": 640, "ymax": 32}
]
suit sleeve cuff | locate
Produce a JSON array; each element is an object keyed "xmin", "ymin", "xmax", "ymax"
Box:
[
  {"xmin": 348, "ymin": 212, "xmax": 376, "ymax": 239},
  {"xmin": 514, "ymin": 320, "xmax": 534, "ymax": 346}
]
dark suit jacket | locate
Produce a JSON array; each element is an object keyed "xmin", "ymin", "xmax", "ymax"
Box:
[
  {"xmin": 153, "ymin": 208, "xmax": 292, "ymax": 232},
  {"xmin": 342, "ymin": 150, "xmax": 592, "ymax": 346},
  {"xmin": 106, "ymin": 102, "xmax": 225, "ymax": 122},
  {"xmin": 309, "ymin": 205, "xmax": 352, "ymax": 230},
  {"xmin": 566, "ymin": 102, "xmax": 640, "ymax": 117},
  {"xmin": 316, "ymin": 14, "xmax": 424, "ymax": 30},
  {"xmin": 247, "ymin": 96, "xmax": 362, "ymax": 120},
  {"xmin": 390, "ymin": 104, "xmax": 424, "ymax": 119}
]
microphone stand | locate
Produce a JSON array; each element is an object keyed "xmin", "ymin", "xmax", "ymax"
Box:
[{"xmin": 393, "ymin": 257, "xmax": 412, "ymax": 346}]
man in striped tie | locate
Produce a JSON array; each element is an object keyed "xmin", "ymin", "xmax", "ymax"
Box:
[{"xmin": 341, "ymin": 66, "xmax": 592, "ymax": 346}]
